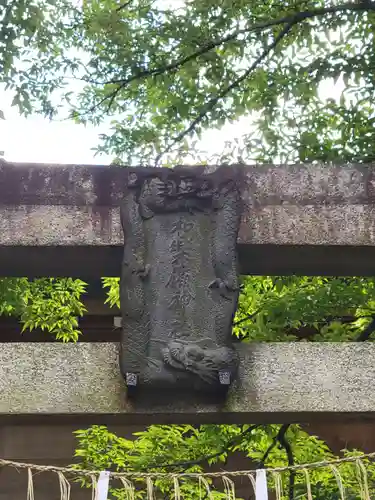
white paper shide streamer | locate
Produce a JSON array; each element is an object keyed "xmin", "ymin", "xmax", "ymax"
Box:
[
  {"xmin": 255, "ymin": 469, "xmax": 268, "ymax": 500},
  {"xmin": 96, "ymin": 471, "xmax": 110, "ymax": 500}
]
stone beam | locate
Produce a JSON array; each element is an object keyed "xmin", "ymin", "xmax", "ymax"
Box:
[
  {"xmin": 2, "ymin": 160, "xmax": 375, "ymax": 276},
  {"xmin": 1, "ymin": 342, "xmax": 374, "ymax": 424}
]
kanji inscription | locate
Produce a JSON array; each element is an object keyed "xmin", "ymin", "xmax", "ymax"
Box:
[{"xmin": 120, "ymin": 166, "xmax": 243, "ymax": 396}]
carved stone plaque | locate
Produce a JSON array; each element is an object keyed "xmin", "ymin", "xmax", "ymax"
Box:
[{"xmin": 120, "ymin": 165, "xmax": 243, "ymax": 396}]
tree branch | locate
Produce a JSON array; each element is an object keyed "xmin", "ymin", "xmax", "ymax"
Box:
[
  {"xmin": 256, "ymin": 424, "xmax": 295, "ymax": 499},
  {"xmin": 232, "ymin": 309, "xmax": 260, "ymax": 327},
  {"xmin": 81, "ymin": 81, "xmax": 127, "ymax": 118},
  {"xmin": 257, "ymin": 424, "xmax": 288, "ymax": 467},
  {"xmin": 97, "ymin": 1, "xmax": 375, "ymax": 88},
  {"xmin": 145, "ymin": 424, "xmax": 260, "ymax": 470},
  {"xmin": 81, "ymin": 2, "xmax": 375, "ymax": 119},
  {"xmin": 277, "ymin": 425, "xmax": 295, "ymax": 500},
  {"xmin": 355, "ymin": 316, "xmax": 375, "ymax": 341},
  {"xmin": 155, "ymin": 20, "xmax": 294, "ymax": 165},
  {"xmin": 143, "ymin": 424, "xmax": 296, "ymax": 500},
  {"xmin": 105, "ymin": 83, "xmax": 127, "ymax": 114},
  {"xmin": 116, "ymin": 0, "xmax": 133, "ymax": 12}
]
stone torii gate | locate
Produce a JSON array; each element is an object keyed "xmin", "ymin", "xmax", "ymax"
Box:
[{"xmin": 0, "ymin": 159, "xmax": 375, "ymax": 424}]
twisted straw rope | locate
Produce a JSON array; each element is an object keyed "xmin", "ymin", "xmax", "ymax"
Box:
[{"xmin": 0, "ymin": 452, "xmax": 374, "ymax": 479}]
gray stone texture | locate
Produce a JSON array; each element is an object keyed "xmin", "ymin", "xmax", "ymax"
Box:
[
  {"xmin": 0, "ymin": 206, "xmax": 120, "ymax": 245},
  {"xmin": 1, "ymin": 342, "xmax": 375, "ymax": 422},
  {"xmin": 1, "ymin": 160, "xmax": 375, "ymax": 247},
  {"xmin": 3, "ymin": 204, "xmax": 375, "ymax": 246}
]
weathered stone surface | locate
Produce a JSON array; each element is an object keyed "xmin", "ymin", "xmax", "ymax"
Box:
[
  {"xmin": 3, "ymin": 204, "xmax": 375, "ymax": 247},
  {"xmin": 1, "ymin": 342, "xmax": 375, "ymax": 423},
  {"xmin": 0, "ymin": 206, "xmax": 120, "ymax": 245},
  {"xmin": 2, "ymin": 160, "xmax": 375, "ymax": 275},
  {"xmin": 1, "ymin": 160, "xmax": 374, "ymax": 207},
  {"xmin": 119, "ymin": 166, "xmax": 242, "ymax": 395}
]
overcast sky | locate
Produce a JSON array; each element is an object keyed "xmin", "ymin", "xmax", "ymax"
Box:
[
  {"xmin": 1, "ymin": 75, "xmax": 345, "ymax": 165},
  {"xmin": 0, "ymin": 0, "xmax": 345, "ymax": 166},
  {"xmin": 0, "ymin": 83, "xmax": 257, "ymax": 164}
]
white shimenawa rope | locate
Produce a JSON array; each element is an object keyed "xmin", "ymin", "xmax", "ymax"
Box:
[
  {"xmin": 0, "ymin": 451, "xmax": 373, "ymax": 478},
  {"xmin": 0, "ymin": 452, "xmax": 373, "ymax": 499},
  {"xmin": 27, "ymin": 468, "xmax": 34, "ymax": 500},
  {"xmin": 57, "ymin": 471, "xmax": 71, "ymax": 500}
]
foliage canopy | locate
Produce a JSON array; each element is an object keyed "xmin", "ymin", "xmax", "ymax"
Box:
[{"xmin": 2, "ymin": 0, "xmax": 375, "ymax": 165}]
